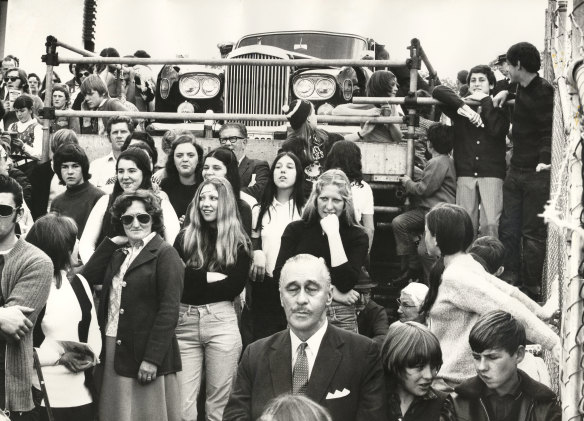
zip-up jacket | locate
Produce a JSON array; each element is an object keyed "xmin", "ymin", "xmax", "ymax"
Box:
[{"xmin": 441, "ymin": 370, "xmax": 561, "ymax": 421}]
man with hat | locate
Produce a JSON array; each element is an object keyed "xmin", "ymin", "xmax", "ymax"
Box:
[
  {"xmin": 354, "ymin": 270, "xmax": 388, "ymax": 347},
  {"xmin": 493, "ymin": 54, "xmax": 517, "ymax": 95}
]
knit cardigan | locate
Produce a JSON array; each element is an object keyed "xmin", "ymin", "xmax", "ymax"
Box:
[
  {"xmin": 1, "ymin": 238, "xmax": 53, "ymax": 411},
  {"xmin": 429, "ymin": 254, "xmax": 559, "ymax": 387}
]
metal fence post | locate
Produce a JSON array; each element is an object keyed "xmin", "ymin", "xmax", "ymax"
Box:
[{"xmin": 40, "ymin": 36, "xmax": 58, "ymax": 163}]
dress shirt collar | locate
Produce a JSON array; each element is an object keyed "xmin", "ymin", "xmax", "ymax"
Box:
[
  {"xmin": 290, "ymin": 319, "xmax": 328, "ymax": 378},
  {"xmin": 125, "ymin": 231, "xmax": 156, "ymax": 253}
]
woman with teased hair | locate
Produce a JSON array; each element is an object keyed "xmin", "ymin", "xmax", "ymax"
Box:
[
  {"xmin": 420, "ymin": 203, "xmax": 560, "ymax": 392},
  {"xmin": 250, "ymin": 151, "xmax": 304, "ymax": 340},
  {"xmin": 273, "ymin": 169, "xmax": 368, "ymax": 332},
  {"xmin": 381, "ymin": 321, "xmax": 445, "ymax": 421},
  {"xmin": 174, "ymin": 176, "xmax": 252, "ymax": 421}
]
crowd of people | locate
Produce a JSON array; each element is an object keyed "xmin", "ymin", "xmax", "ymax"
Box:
[{"xmin": 0, "ymin": 40, "xmax": 562, "ymax": 421}]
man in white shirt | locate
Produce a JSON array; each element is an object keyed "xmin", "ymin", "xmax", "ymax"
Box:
[
  {"xmin": 89, "ymin": 115, "xmax": 135, "ymax": 192},
  {"xmin": 224, "ymin": 254, "xmax": 386, "ymax": 421}
]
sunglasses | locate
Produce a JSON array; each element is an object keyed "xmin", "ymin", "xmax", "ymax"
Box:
[
  {"xmin": 120, "ymin": 213, "xmax": 152, "ymax": 226},
  {"xmin": 0, "ymin": 204, "xmax": 19, "ymax": 218},
  {"xmin": 219, "ymin": 136, "xmax": 244, "ymax": 144},
  {"xmin": 4, "ymin": 76, "xmax": 19, "ymax": 82},
  {"xmin": 77, "ymin": 71, "xmax": 91, "ymax": 78}
]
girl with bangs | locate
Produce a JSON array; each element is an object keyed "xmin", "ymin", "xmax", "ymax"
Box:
[
  {"xmin": 274, "ymin": 169, "xmax": 368, "ymax": 333},
  {"xmin": 174, "ymin": 177, "xmax": 252, "ymax": 421},
  {"xmin": 250, "ymin": 151, "xmax": 305, "ymax": 340},
  {"xmin": 381, "ymin": 321, "xmax": 446, "ymax": 421}
]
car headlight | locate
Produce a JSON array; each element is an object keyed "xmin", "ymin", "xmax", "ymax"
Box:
[
  {"xmin": 179, "ymin": 74, "xmax": 221, "ymax": 99},
  {"xmin": 293, "ymin": 75, "xmax": 336, "ymax": 100},
  {"xmin": 160, "ymin": 78, "xmax": 170, "ymax": 99}
]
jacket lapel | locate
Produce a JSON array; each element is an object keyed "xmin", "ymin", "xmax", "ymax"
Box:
[
  {"xmin": 125, "ymin": 234, "xmax": 163, "ymax": 274},
  {"xmin": 306, "ymin": 325, "xmax": 343, "ymax": 403},
  {"xmin": 269, "ymin": 330, "xmax": 293, "ymax": 396},
  {"xmin": 239, "ymin": 156, "xmax": 251, "ymax": 182}
]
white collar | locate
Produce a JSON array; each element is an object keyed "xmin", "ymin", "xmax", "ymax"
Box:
[{"xmin": 290, "ymin": 318, "xmax": 328, "ymax": 354}]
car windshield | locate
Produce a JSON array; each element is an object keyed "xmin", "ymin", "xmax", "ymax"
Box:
[{"xmin": 237, "ymin": 33, "xmax": 369, "ymax": 59}]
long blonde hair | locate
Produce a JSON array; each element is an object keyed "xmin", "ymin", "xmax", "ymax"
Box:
[
  {"xmin": 182, "ymin": 177, "xmax": 251, "ymax": 270},
  {"xmin": 302, "ymin": 169, "xmax": 361, "ymax": 228}
]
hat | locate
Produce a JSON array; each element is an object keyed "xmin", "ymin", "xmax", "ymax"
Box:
[
  {"xmin": 495, "ymin": 54, "xmax": 507, "ymax": 65},
  {"xmin": 400, "ymin": 282, "xmax": 429, "ymax": 307},
  {"xmin": 353, "ymin": 268, "xmax": 378, "ymax": 290},
  {"xmin": 282, "ymin": 99, "xmax": 312, "ymax": 130}
]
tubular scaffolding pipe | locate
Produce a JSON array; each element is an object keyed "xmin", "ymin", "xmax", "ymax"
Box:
[
  {"xmin": 353, "ymin": 97, "xmax": 516, "ymax": 106},
  {"xmin": 51, "ymin": 110, "xmax": 404, "ymax": 124},
  {"xmin": 55, "ymin": 39, "xmax": 97, "ymax": 57},
  {"xmin": 418, "ymin": 45, "xmax": 438, "ymax": 82},
  {"xmin": 57, "ymin": 56, "xmax": 403, "ymax": 68}
]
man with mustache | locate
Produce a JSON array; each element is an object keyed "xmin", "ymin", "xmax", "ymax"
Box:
[{"xmin": 223, "ymin": 254, "xmax": 386, "ymax": 421}]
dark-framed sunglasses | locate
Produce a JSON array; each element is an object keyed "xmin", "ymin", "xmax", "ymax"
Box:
[
  {"xmin": 219, "ymin": 136, "xmax": 244, "ymax": 144},
  {"xmin": 4, "ymin": 76, "xmax": 19, "ymax": 82},
  {"xmin": 120, "ymin": 213, "xmax": 152, "ymax": 226},
  {"xmin": 0, "ymin": 204, "xmax": 19, "ymax": 218},
  {"xmin": 77, "ymin": 71, "xmax": 91, "ymax": 78}
]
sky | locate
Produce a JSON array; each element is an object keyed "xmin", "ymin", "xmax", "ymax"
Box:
[{"xmin": 5, "ymin": 0, "xmax": 549, "ymax": 81}]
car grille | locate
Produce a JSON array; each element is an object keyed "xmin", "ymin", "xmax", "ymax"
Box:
[{"xmin": 224, "ymin": 52, "xmax": 290, "ymax": 127}]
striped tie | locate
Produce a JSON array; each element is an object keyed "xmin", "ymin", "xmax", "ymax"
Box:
[{"xmin": 292, "ymin": 342, "xmax": 309, "ymax": 395}]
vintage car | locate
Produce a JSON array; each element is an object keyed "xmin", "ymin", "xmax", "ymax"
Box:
[{"xmin": 152, "ymin": 30, "xmax": 428, "ymax": 137}]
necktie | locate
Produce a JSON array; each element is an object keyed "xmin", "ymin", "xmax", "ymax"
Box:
[{"xmin": 292, "ymin": 342, "xmax": 309, "ymax": 395}]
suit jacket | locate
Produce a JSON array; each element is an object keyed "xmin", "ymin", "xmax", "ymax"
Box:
[
  {"xmin": 81, "ymin": 234, "xmax": 184, "ymax": 377},
  {"xmin": 238, "ymin": 155, "xmax": 269, "ymax": 202},
  {"xmin": 223, "ymin": 324, "xmax": 387, "ymax": 421},
  {"xmin": 357, "ymin": 300, "xmax": 389, "ymax": 348}
]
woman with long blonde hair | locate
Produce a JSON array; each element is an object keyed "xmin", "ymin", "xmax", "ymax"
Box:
[
  {"xmin": 174, "ymin": 176, "xmax": 252, "ymax": 421},
  {"xmin": 273, "ymin": 169, "xmax": 368, "ymax": 333}
]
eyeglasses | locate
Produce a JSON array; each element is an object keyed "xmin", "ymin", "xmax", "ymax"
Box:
[
  {"xmin": 120, "ymin": 213, "xmax": 152, "ymax": 225},
  {"xmin": 396, "ymin": 298, "xmax": 417, "ymax": 308},
  {"xmin": 0, "ymin": 204, "xmax": 19, "ymax": 218},
  {"xmin": 77, "ymin": 71, "xmax": 91, "ymax": 78},
  {"xmin": 4, "ymin": 77, "xmax": 18, "ymax": 82},
  {"xmin": 219, "ymin": 136, "xmax": 244, "ymax": 144}
]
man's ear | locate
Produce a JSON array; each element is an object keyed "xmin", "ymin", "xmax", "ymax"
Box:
[
  {"xmin": 14, "ymin": 206, "xmax": 23, "ymax": 224},
  {"xmin": 515, "ymin": 345, "xmax": 526, "ymax": 365},
  {"xmin": 495, "ymin": 266, "xmax": 504, "ymax": 277},
  {"xmin": 326, "ymin": 284, "xmax": 333, "ymax": 306}
]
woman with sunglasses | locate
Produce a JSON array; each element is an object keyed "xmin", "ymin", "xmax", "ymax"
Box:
[
  {"xmin": 381, "ymin": 321, "xmax": 446, "ymax": 421},
  {"xmin": 174, "ymin": 177, "xmax": 252, "ymax": 421},
  {"xmin": 79, "ymin": 148, "xmax": 180, "ymax": 263},
  {"xmin": 250, "ymin": 151, "xmax": 304, "ymax": 340},
  {"xmin": 27, "ymin": 214, "xmax": 101, "ymax": 421},
  {"xmin": 80, "ymin": 189, "xmax": 184, "ymax": 421}
]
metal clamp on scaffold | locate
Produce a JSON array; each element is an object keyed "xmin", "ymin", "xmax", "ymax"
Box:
[
  {"xmin": 42, "ymin": 36, "xmax": 59, "ymax": 66},
  {"xmin": 403, "ymin": 113, "xmax": 420, "ymax": 128},
  {"xmin": 38, "ymin": 107, "xmax": 56, "ymax": 121}
]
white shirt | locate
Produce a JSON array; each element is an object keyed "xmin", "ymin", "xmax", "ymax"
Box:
[
  {"xmin": 89, "ymin": 152, "xmax": 117, "ymax": 192},
  {"xmin": 252, "ymin": 198, "xmax": 302, "ymax": 276},
  {"xmin": 351, "ymin": 181, "xmax": 374, "ymax": 222},
  {"xmin": 32, "ymin": 272, "xmax": 102, "ymax": 407},
  {"xmin": 290, "ymin": 319, "xmax": 328, "ymax": 379}
]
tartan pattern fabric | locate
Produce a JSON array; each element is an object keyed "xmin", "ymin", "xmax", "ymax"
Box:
[{"xmin": 292, "ymin": 342, "xmax": 308, "ymax": 395}]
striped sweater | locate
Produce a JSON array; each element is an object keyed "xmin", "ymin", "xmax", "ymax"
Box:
[{"xmin": 1, "ymin": 237, "xmax": 52, "ymax": 412}]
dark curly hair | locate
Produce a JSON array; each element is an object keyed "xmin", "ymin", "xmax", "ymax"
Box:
[
  {"xmin": 110, "ymin": 189, "xmax": 164, "ymax": 236},
  {"xmin": 324, "ymin": 140, "xmax": 363, "ymax": 186}
]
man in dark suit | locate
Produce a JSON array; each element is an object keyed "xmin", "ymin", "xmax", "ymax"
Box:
[
  {"xmin": 223, "ymin": 254, "xmax": 386, "ymax": 421},
  {"xmin": 218, "ymin": 122, "xmax": 269, "ymax": 202}
]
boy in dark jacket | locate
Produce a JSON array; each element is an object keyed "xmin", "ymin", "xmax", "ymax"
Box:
[{"xmin": 442, "ymin": 310, "xmax": 560, "ymax": 421}]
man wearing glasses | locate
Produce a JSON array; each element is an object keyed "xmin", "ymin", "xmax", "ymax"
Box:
[
  {"xmin": 218, "ymin": 123, "xmax": 269, "ymax": 202},
  {"xmin": 0, "ymin": 55, "xmax": 18, "ymax": 103},
  {"xmin": 0, "ymin": 175, "xmax": 52, "ymax": 420}
]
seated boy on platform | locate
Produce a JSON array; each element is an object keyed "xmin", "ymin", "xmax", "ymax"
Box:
[{"xmin": 442, "ymin": 311, "xmax": 560, "ymax": 421}]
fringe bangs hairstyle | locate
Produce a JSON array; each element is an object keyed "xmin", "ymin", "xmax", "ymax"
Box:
[
  {"xmin": 255, "ymin": 152, "xmax": 305, "ymax": 231},
  {"xmin": 182, "ymin": 177, "xmax": 251, "ymax": 270},
  {"xmin": 26, "ymin": 213, "xmax": 78, "ymax": 288},
  {"xmin": 260, "ymin": 394, "xmax": 332, "ymax": 421},
  {"xmin": 302, "ymin": 169, "xmax": 360, "ymax": 227},
  {"xmin": 381, "ymin": 321, "xmax": 442, "ymax": 388},
  {"xmin": 420, "ymin": 203, "xmax": 474, "ymax": 318}
]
